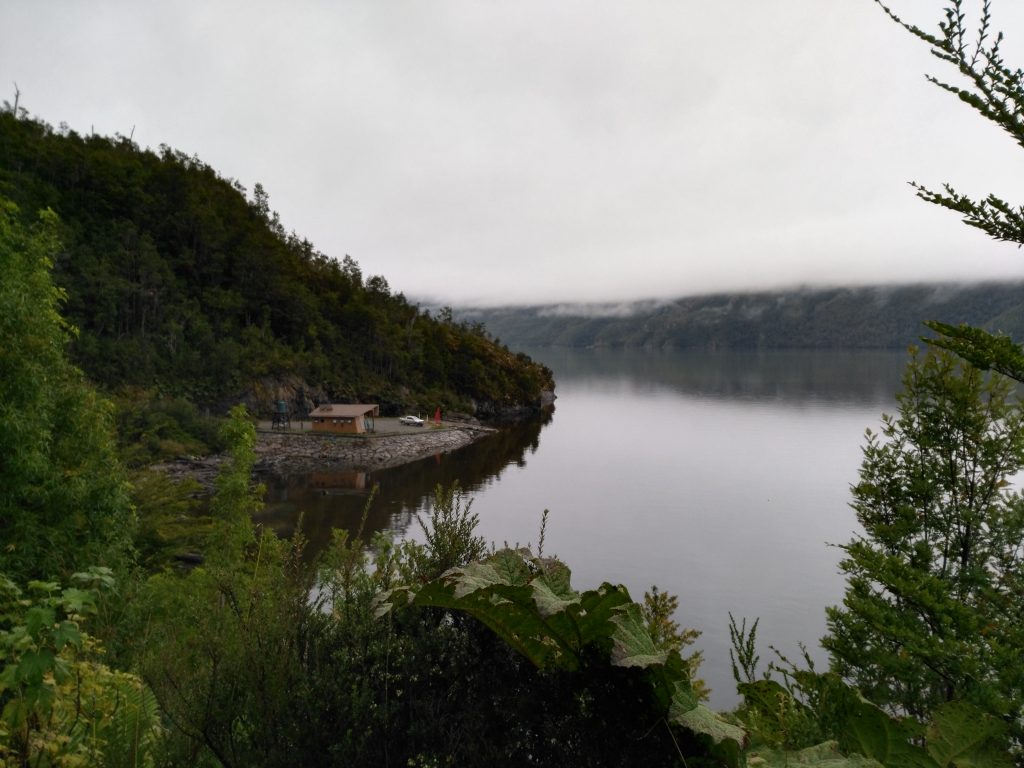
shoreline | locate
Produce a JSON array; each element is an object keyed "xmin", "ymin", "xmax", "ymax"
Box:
[
  {"xmin": 253, "ymin": 421, "xmax": 496, "ymax": 475},
  {"xmin": 150, "ymin": 421, "xmax": 496, "ymax": 491}
]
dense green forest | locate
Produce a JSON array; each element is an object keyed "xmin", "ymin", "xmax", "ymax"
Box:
[
  {"xmin": 0, "ymin": 111, "xmax": 552, "ymax": 419},
  {"xmin": 460, "ymin": 283, "xmax": 1024, "ymax": 349},
  {"xmin": 2, "ymin": 141, "xmax": 1018, "ymax": 767},
  {"xmin": 3, "ymin": 0, "xmax": 1024, "ymax": 762}
]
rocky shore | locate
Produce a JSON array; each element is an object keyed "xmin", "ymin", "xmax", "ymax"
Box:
[
  {"xmin": 152, "ymin": 422, "xmax": 495, "ymax": 491},
  {"xmin": 253, "ymin": 423, "xmax": 494, "ymax": 475}
]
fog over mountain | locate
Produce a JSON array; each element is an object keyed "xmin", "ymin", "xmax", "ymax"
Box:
[
  {"xmin": 5, "ymin": 2, "xmax": 1024, "ymax": 304},
  {"xmin": 456, "ymin": 282, "xmax": 1024, "ymax": 350}
]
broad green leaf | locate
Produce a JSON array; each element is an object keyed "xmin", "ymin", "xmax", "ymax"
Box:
[
  {"xmin": 3, "ymin": 697, "xmax": 32, "ymax": 730},
  {"xmin": 536, "ymin": 558, "xmax": 573, "ymax": 597},
  {"xmin": 664, "ymin": 678, "xmax": 701, "ymax": 722},
  {"xmin": 0, "ymin": 575, "xmax": 22, "ymax": 600},
  {"xmin": 671, "ymin": 701, "xmax": 746, "ymax": 745},
  {"xmin": 447, "ymin": 560, "xmax": 514, "ymax": 599},
  {"xmin": 747, "ymin": 741, "xmax": 884, "ymax": 768},
  {"xmin": 530, "ymin": 562, "xmax": 578, "ymax": 617},
  {"xmin": 530, "ymin": 578, "xmax": 577, "ymax": 617},
  {"xmin": 52, "ymin": 620, "xmax": 82, "ymax": 652},
  {"xmin": 412, "ymin": 573, "xmax": 580, "ymax": 670},
  {"xmin": 26, "ymin": 581, "xmax": 59, "ymax": 595},
  {"xmin": 375, "ymin": 548, "xmax": 735, "ymax": 756},
  {"xmin": 60, "ymin": 587, "xmax": 95, "ymax": 615},
  {"xmin": 393, "ymin": 556, "xmax": 640, "ymax": 673},
  {"xmin": 51, "ymin": 656, "xmax": 72, "ymax": 685},
  {"xmin": 24, "ymin": 606, "xmax": 55, "ymax": 641},
  {"xmin": 573, "ymin": 583, "xmax": 632, "ymax": 644},
  {"xmin": 487, "ymin": 548, "xmax": 533, "ymax": 588},
  {"xmin": 16, "ymin": 648, "xmax": 56, "ymax": 686},
  {"xmin": 72, "ymin": 566, "xmax": 115, "ymax": 590},
  {"xmin": 925, "ymin": 702, "xmax": 1011, "ymax": 768},
  {"xmin": 608, "ymin": 603, "xmax": 667, "ymax": 669},
  {"xmin": 0, "ymin": 661, "xmax": 18, "ymax": 691},
  {"xmin": 25, "ymin": 676, "xmax": 56, "ymax": 710},
  {"xmin": 839, "ymin": 697, "xmax": 938, "ymax": 768}
]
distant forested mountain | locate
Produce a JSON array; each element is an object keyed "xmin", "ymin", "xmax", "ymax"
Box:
[
  {"xmin": 0, "ymin": 112, "xmax": 551, "ymax": 418},
  {"xmin": 459, "ymin": 284, "xmax": 1024, "ymax": 350}
]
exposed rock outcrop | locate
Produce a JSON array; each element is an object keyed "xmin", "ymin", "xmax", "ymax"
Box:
[
  {"xmin": 234, "ymin": 375, "xmax": 329, "ymax": 419},
  {"xmin": 470, "ymin": 389, "xmax": 556, "ymax": 423}
]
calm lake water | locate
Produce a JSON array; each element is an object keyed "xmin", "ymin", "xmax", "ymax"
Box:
[{"xmin": 261, "ymin": 347, "xmax": 910, "ymax": 709}]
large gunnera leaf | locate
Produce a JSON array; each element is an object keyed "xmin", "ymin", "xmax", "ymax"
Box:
[
  {"xmin": 925, "ymin": 702, "xmax": 1011, "ymax": 768},
  {"xmin": 747, "ymin": 741, "xmax": 883, "ymax": 768},
  {"xmin": 374, "ymin": 548, "xmax": 747, "ymax": 753}
]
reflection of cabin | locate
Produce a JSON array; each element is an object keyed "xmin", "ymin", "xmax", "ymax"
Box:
[
  {"xmin": 309, "ymin": 404, "xmax": 379, "ymax": 434},
  {"xmin": 310, "ymin": 470, "xmax": 369, "ymax": 493}
]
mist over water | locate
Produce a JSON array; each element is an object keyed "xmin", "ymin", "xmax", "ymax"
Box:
[{"xmin": 262, "ymin": 347, "xmax": 910, "ymax": 709}]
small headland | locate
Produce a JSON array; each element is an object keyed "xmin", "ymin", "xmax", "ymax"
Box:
[
  {"xmin": 253, "ymin": 417, "xmax": 495, "ymax": 475},
  {"xmin": 152, "ymin": 417, "xmax": 496, "ymax": 491}
]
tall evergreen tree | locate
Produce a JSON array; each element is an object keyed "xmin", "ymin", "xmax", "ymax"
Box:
[
  {"xmin": 824, "ymin": 348, "xmax": 1024, "ymax": 751},
  {"xmin": 876, "ymin": 0, "xmax": 1024, "ymax": 376}
]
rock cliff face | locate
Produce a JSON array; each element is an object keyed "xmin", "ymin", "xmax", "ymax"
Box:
[
  {"xmin": 470, "ymin": 389, "xmax": 556, "ymax": 423},
  {"xmin": 230, "ymin": 375, "xmax": 329, "ymax": 419}
]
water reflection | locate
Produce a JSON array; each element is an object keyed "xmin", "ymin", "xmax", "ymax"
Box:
[
  {"xmin": 257, "ymin": 347, "xmax": 912, "ymax": 710},
  {"xmin": 258, "ymin": 408, "xmax": 554, "ymax": 553},
  {"xmin": 528, "ymin": 347, "xmax": 910, "ymax": 406}
]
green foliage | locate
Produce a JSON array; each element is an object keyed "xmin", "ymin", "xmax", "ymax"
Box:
[
  {"xmin": 133, "ymin": 467, "xmax": 725, "ymax": 766},
  {"xmin": 746, "ymin": 741, "xmax": 882, "ymax": 768},
  {"xmin": 207, "ymin": 405, "xmax": 262, "ymax": 563},
  {"xmin": 872, "ymin": 2, "xmax": 1024, "ymax": 379},
  {"xmin": 138, "ymin": 532, "xmax": 313, "ymax": 767},
  {"xmin": 733, "ymin": 658, "xmax": 1011, "ymax": 767},
  {"xmin": 114, "ymin": 389, "xmax": 225, "ymax": 467},
  {"xmin": 823, "ymin": 348, "xmax": 1024, "ymax": 754},
  {"xmin": 923, "ymin": 321, "xmax": 1024, "ymax": 384},
  {"xmin": 129, "ymin": 470, "xmax": 212, "ymax": 572},
  {"xmin": 376, "ymin": 547, "xmax": 740, "ymax": 762},
  {"xmin": 0, "ymin": 112, "xmax": 553, "ymax": 417},
  {"xmin": 856, "ymin": 7, "xmax": 1024, "ymax": 762},
  {"xmin": 414, "ymin": 483, "xmax": 487, "ymax": 579},
  {"xmin": 119, "ymin": 395, "xmax": 222, "ymax": 571},
  {"xmin": 874, "ymin": 0, "xmax": 1024, "ymax": 247},
  {"xmin": 643, "ymin": 585, "xmax": 708, "ymax": 700},
  {"xmin": 136, "ymin": 405, "xmax": 314, "ymax": 767},
  {"xmin": 925, "ymin": 701, "xmax": 1012, "ymax": 768},
  {"xmin": 0, "ymin": 569, "xmax": 164, "ymax": 766},
  {"xmin": 738, "ymin": 678, "xmax": 829, "ymax": 753},
  {"xmin": 729, "ymin": 630, "xmax": 840, "ymax": 752},
  {"xmin": 0, "ymin": 197, "xmax": 133, "ymax": 582},
  {"xmin": 729, "ymin": 613, "xmax": 762, "ymax": 686}
]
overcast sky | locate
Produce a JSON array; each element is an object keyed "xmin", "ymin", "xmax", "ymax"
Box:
[{"xmin": 5, "ymin": 1, "xmax": 1024, "ymax": 306}]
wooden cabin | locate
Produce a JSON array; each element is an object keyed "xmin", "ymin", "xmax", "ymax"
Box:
[{"xmin": 309, "ymin": 404, "xmax": 379, "ymax": 434}]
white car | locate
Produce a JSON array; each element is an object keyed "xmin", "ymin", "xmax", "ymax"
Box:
[{"xmin": 398, "ymin": 415, "xmax": 425, "ymax": 427}]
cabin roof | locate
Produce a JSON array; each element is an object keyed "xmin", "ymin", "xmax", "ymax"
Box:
[{"xmin": 309, "ymin": 404, "xmax": 379, "ymax": 418}]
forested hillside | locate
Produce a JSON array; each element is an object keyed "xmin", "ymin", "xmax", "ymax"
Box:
[
  {"xmin": 0, "ymin": 112, "xmax": 552, "ymax": 417},
  {"xmin": 461, "ymin": 283, "xmax": 1024, "ymax": 350}
]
